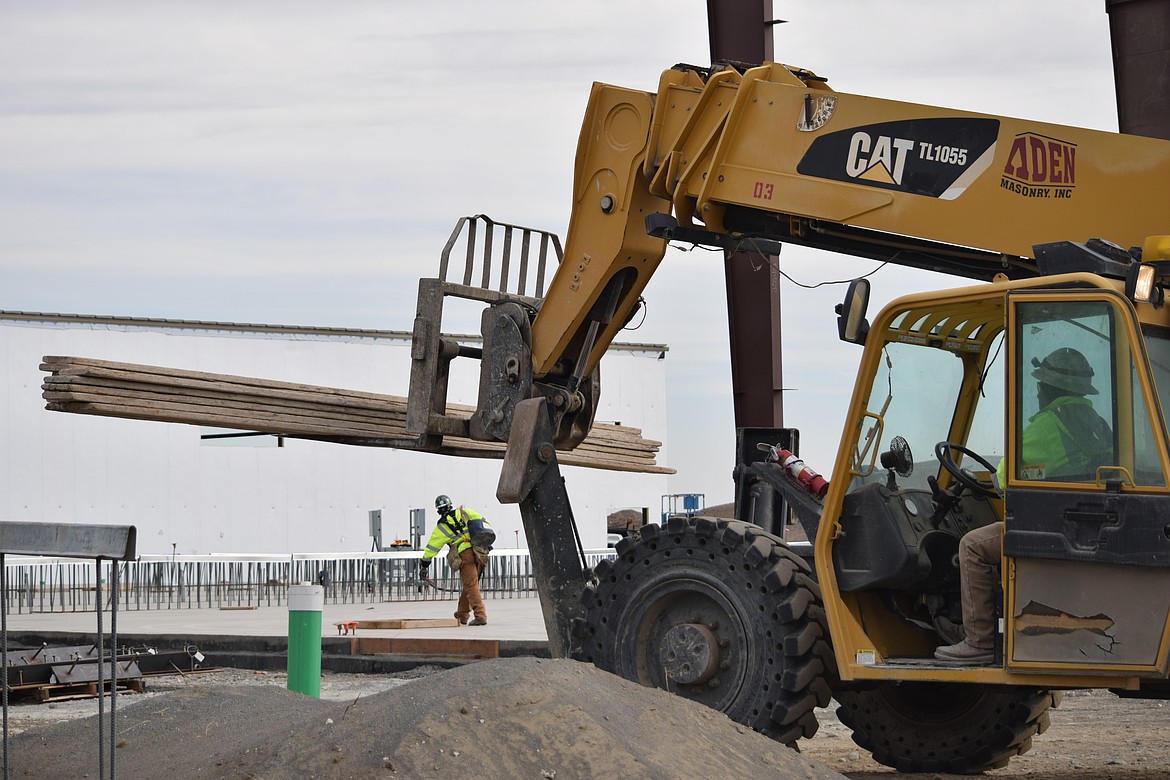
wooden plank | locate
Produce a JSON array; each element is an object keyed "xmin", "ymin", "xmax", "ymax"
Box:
[
  {"xmin": 49, "ymin": 401, "xmax": 673, "ymax": 473},
  {"xmin": 43, "ymin": 390, "xmax": 651, "ymax": 455},
  {"xmin": 42, "ymin": 364, "xmax": 410, "ymax": 414},
  {"xmin": 45, "ymin": 399, "xmax": 406, "ymax": 440},
  {"xmin": 355, "ymin": 618, "xmax": 461, "ymax": 629},
  {"xmin": 44, "ymin": 374, "xmax": 419, "ymax": 435},
  {"xmin": 42, "ymin": 356, "xmax": 409, "ymax": 405},
  {"xmin": 449, "ymin": 438, "xmax": 664, "ymax": 467},
  {"xmin": 351, "ymin": 636, "xmax": 499, "ymax": 658},
  {"xmin": 43, "ymin": 390, "xmax": 409, "ymax": 438},
  {"xmin": 571, "ymin": 440, "xmax": 659, "ymax": 459},
  {"xmin": 43, "ymin": 375, "xmax": 408, "ymax": 423},
  {"xmin": 46, "ymin": 375, "xmax": 664, "ymax": 451},
  {"xmin": 41, "ymin": 359, "xmax": 657, "ymax": 442},
  {"xmin": 309, "ymin": 435, "xmax": 674, "ymax": 474},
  {"xmin": 41, "ymin": 355, "xmax": 675, "ymax": 474},
  {"xmin": 44, "ymin": 383, "xmax": 399, "ymax": 426}
]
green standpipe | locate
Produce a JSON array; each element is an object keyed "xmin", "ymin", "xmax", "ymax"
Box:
[{"xmin": 287, "ymin": 583, "xmax": 323, "ymax": 697}]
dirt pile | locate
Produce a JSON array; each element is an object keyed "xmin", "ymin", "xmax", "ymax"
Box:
[{"xmin": 8, "ymin": 657, "xmax": 845, "ymax": 780}]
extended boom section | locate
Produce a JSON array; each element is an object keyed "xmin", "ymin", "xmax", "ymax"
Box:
[
  {"xmin": 638, "ymin": 62, "xmax": 1170, "ymax": 279},
  {"xmin": 407, "ymin": 61, "xmax": 1170, "ymax": 459}
]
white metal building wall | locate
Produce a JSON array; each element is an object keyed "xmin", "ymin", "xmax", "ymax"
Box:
[{"xmin": 0, "ymin": 313, "xmax": 669, "ymax": 555}]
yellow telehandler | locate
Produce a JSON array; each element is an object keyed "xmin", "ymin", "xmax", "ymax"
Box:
[{"xmin": 402, "ymin": 59, "xmax": 1170, "ymax": 772}]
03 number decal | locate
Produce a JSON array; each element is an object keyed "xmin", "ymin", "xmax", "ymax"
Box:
[{"xmin": 753, "ymin": 181, "xmax": 775, "ymax": 200}]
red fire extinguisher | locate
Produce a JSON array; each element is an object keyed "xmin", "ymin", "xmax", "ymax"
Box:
[{"xmin": 760, "ymin": 444, "xmax": 829, "ymax": 499}]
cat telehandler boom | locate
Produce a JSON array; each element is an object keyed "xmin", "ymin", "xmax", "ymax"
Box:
[{"xmin": 402, "ymin": 59, "xmax": 1170, "ymax": 772}]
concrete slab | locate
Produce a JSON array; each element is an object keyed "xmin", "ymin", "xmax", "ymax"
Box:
[{"xmin": 3, "ymin": 595, "xmax": 549, "ymax": 644}]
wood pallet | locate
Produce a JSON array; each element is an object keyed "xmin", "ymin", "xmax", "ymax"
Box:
[
  {"xmin": 12, "ymin": 678, "xmax": 148, "ymax": 703},
  {"xmin": 40, "ymin": 356, "xmax": 673, "ymax": 474}
]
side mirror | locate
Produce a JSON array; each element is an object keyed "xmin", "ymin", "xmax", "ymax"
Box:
[{"xmin": 836, "ymin": 278, "xmax": 871, "ymax": 345}]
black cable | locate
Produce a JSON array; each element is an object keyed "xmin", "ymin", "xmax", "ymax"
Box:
[
  {"xmin": 563, "ymin": 476, "xmax": 589, "ymax": 574},
  {"xmin": 778, "ymin": 260, "xmax": 889, "ymax": 289},
  {"xmin": 980, "ymin": 332, "xmax": 1006, "ymax": 398},
  {"xmin": 676, "ymin": 241, "xmax": 892, "ymax": 289},
  {"xmin": 622, "ymin": 297, "xmax": 649, "ymax": 331}
]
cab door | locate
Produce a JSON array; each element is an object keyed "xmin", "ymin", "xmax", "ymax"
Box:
[{"xmin": 1003, "ymin": 292, "xmax": 1170, "ymax": 674}]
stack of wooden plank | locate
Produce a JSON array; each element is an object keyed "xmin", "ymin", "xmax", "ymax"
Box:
[{"xmin": 40, "ymin": 356, "xmax": 672, "ymax": 474}]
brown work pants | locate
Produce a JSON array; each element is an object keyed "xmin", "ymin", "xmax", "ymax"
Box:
[
  {"xmin": 959, "ymin": 521, "xmax": 1004, "ymax": 649},
  {"xmin": 455, "ymin": 548, "xmax": 486, "ymax": 622}
]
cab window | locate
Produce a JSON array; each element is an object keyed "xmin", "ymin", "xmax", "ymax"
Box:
[
  {"xmin": 851, "ymin": 341, "xmax": 965, "ymax": 490},
  {"xmin": 1013, "ymin": 300, "xmax": 1163, "ymax": 486},
  {"xmin": 849, "ymin": 303, "xmax": 1004, "ymax": 492}
]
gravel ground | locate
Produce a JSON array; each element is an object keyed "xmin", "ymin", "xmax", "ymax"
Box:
[
  {"xmin": 4, "ymin": 663, "xmax": 1170, "ymax": 779},
  {"xmin": 1, "ymin": 665, "xmax": 434, "ymax": 737},
  {"xmin": 3, "ymin": 660, "xmax": 843, "ymax": 780},
  {"xmin": 803, "ymin": 687, "xmax": 1170, "ymax": 779}
]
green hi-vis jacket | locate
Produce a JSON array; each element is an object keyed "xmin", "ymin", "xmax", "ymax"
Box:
[
  {"xmin": 997, "ymin": 395, "xmax": 1113, "ymax": 484},
  {"xmin": 423, "ymin": 506, "xmax": 489, "ymax": 560}
]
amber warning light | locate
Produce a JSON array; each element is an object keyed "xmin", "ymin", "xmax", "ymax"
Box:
[{"xmin": 1126, "ymin": 236, "xmax": 1170, "ymax": 306}]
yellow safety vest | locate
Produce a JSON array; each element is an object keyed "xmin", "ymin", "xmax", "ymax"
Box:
[{"xmin": 423, "ymin": 507, "xmax": 487, "ymax": 559}]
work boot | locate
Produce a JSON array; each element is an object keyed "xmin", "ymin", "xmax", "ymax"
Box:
[
  {"xmin": 934, "ymin": 640, "xmax": 994, "ymax": 665},
  {"xmin": 454, "ymin": 612, "xmax": 468, "ymax": 626},
  {"xmin": 932, "ymin": 615, "xmax": 965, "ymax": 646},
  {"xmin": 469, "ymin": 618, "xmax": 487, "ymax": 626}
]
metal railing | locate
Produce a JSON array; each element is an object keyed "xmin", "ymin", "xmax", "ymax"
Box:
[{"xmin": 2, "ymin": 549, "xmax": 615, "ymax": 614}]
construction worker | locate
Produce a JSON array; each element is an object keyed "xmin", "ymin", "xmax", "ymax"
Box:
[
  {"xmin": 935, "ymin": 347, "xmax": 1113, "ymax": 664},
  {"xmin": 418, "ymin": 495, "xmax": 494, "ymax": 626}
]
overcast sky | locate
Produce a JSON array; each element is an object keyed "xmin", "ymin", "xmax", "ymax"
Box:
[{"xmin": 1, "ymin": 1, "xmax": 1120, "ymax": 504}]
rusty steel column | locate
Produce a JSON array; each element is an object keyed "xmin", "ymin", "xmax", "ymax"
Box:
[
  {"xmin": 707, "ymin": 0, "xmax": 784, "ymax": 428},
  {"xmin": 1107, "ymin": 0, "xmax": 1170, "ymax": 140},
  {"xmin": 707, "ymin": 0, "xmax": 774, "ymax": 64},
  {"xmin": 724, "ymin": 255, "xmax": 784, "ymax": 425}
]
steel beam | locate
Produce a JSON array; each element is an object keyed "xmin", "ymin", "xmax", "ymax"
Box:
[
  {"xmin": 707, "ymin": 0, "xmax": 785, "ymax": 429},
  {"xmin": 1107, "ymin": 0, "xmax": 1170, "ymax": 140}
]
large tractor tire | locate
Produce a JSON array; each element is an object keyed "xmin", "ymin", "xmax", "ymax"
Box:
[
  {"xmin": 572, "ymin": 516, "xmax": 833, "ymax": 745},
  {"xmin": 835, "ymin": 682, "xmax": 1062, "ymax": 773}
]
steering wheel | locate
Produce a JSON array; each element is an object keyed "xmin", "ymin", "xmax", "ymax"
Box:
[{"xmin": 935, "ymin": 441, "xmax": 1002, "ymax": 499}]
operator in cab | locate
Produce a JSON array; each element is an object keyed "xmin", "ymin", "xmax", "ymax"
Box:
[
  {"xmin": 935, "ymin": 347, "xmax": 1113, "ymax": 664},
  {"xmin": 418, "ymin": 495, "xmax": 495, "ymax": 626}
]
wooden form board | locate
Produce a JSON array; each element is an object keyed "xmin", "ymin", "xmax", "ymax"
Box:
[
  {"xmin": 354, "ymin": 618, "xmax": 462, "ymax": 629},
  {"xmin": 350, "ymin": 636, "xmax": 500, "ymax": 659}
]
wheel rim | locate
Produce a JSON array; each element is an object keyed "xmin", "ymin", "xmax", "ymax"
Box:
[{"xmin": 613, "ymin": 571, "xmax": 753, "ymax": 713}]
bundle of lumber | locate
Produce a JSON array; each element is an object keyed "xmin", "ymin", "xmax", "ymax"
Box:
[{"xmin": 40, "ymin": 356, "xmax": 672, "ymax": 474}]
